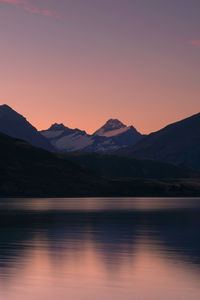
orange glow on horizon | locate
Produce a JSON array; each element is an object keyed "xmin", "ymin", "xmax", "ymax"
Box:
[{"xmin": 0, "ymin": 0, "xmax": 199, "ymax": 134}]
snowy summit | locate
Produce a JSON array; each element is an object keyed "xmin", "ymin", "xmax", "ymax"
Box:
[
  {"xmin": 94, "ymin": 119, "xmax": 130, "ymax": 137},
  {"xmin": 40, "ymin": 118, "xmax": 144, "ymax": 152}
]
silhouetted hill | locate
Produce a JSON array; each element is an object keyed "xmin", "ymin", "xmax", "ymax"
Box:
[
  {"xmin": 0, "ymin": 105, "xmax": 54, "ymax": 151},
  {"xmin": 0, "ymin": 132, "xmax": 104, "ymax": 196},
  {"xmin": 60, "ymin": 152, "xmax": 200, "ymax": 179},
  {"xmin": 1, "ymin": 132, "xmax": 200, "ymax": 197},
  {"xmin": 117, "ymin": 113, "xmax": 200, "ymax": 169}
]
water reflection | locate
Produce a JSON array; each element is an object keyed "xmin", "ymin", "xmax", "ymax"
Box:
[{"xmin": 0, "ymin": 198, "xmax": 200, "ymax": 300}]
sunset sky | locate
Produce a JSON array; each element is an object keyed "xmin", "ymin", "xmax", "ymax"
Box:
[{"xmin": 0, "ymin": 0, "xmax": 200, "ymax": 134}]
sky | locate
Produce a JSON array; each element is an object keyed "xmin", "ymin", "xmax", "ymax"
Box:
[{"xmin": 0, "ymin": 0, "xmax": 200, "ymax": 134}]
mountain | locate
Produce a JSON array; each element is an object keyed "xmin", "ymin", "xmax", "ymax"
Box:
[
  {"xmin": 60, "ymin": 152, "xmax": 200, "ymax": 179},
  {"xmin": 0, "ymin": 104, "xmax": 54, "ymax": 151},
  {"xmin": 1, "ymin": 132, "xmax": 200, "ymax": 197},
  {"xmin": 117, "ymin": 112, "xmax": 200, "ymax": 169},
  {"xmin": 40, "ymin": 119, "xmax": 144, "ymax": 152},
  {"xmin": 41, "ymin": 123, "xmax": 96, "ymax": 152},
  {"xmin": 0, "ymin": 105, "xmax": 143, "ymax": 153},
  {"xmin": 94, "ymin": 119, "xmax": 132, "ymax": 137}
]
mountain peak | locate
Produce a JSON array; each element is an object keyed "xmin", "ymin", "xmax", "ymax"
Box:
[
  {"xmin": 49, "ymin": 123, "xmax": 67, "ymax": 131},
  {"xmin": 103, "ymin": 119, "xmax": 126, "ymax": 130},
  {"xmin": 94, "ymin": 119, "xmax": 129, "ymax": 137},
  {"xmin": 0, "ymin": 104, "xmax": 16, "ymax": 114},
  {"xmin": 0, "ymin": 104, "xmax": 54, "ymax": 151},
  {"xmin": 0, "ymin": 104, "xmax": 11, "ymax": 109},
  {"xmin": 0, "ymin": 104, "xmax": 27, "ymax": 122}
]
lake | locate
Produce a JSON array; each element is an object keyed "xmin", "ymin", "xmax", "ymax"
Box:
[{"xmin": 0, "ymin": 197, "xmax": 200, "ymax": 300}]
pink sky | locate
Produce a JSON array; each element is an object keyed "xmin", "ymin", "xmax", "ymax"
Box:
[{"xmin": 0, "ymin": 0, "xmax": 199, "ymax": 133}]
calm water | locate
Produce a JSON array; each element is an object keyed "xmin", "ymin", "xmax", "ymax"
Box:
[{"xmin": 0, "ymin": 198, "xmax": 200, "ymax": 300}]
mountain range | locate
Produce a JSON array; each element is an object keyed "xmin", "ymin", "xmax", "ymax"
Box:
[
  {"xmin": 0, "ymin": 104, "xmax": 199, "ymax": 174},
  {"xmin": 40, "ymin": 119, "xmax": 143, "ymax": 152},
  {"xmin": 0, "ymin": 105, "xmax": 144, "ymax": 152}
]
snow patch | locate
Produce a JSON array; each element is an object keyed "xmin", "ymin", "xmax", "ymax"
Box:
[
  {"xmin": 95, "ymin": 126, "xmax": 130, "ymax": 137},
  {"xmin": 41, "ymin": 130, "xmax": 64, "ymax": 139},
  {"xmin": 53, "ymin": 133, "xmax": 93, "ymax": 151}
]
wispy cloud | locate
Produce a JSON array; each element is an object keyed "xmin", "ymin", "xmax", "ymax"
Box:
[
  {"xmin": 0, "ymin": 0, "xmax": 61, "ymax": 18},
  {"xmin": 189, "ymin": 40, "xmax": 200, "ymax": 48},
  {"xmin": 0, "ymin": 0, "xmax": 27, "ymax": 3}
]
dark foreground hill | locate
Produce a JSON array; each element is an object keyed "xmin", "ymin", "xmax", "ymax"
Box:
[
  {"xmin": 0, "ymin": 132, "xmax": 108, "ymax": 197},
  {"xmin": 1, "ymin": 132, "xmax": 200, "ymax": 197},
  {"xmin": 60, "ymin": 152, "xmax": 200, "ymax": 179},
  {"xmin": 117, "ymin": 113, "xmax": 200, "ymax": 170}
]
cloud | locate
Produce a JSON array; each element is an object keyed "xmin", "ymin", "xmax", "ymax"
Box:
[
  {"xmin": 0, "ymin": 0, "xmax": 61, "ymax": 18},
  {"xmin": 189, "ymin": 40, "xmax": 200, "ymax": 48},
  {"xmin": 0, "ymin": 0, "xmax": 27, "ymax": 3}
]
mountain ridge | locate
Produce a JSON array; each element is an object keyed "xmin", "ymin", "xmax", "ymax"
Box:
[
  {"xmin": 41, "ymin": 118, "xmax": 144, "ymax": 152},
  {"xmin": 0, "ymin": 104, "xmax": 54, "ymax": 151},
  {"xmin": 117, "ymin": 112, "xmax": 200, "ymax": 169}
]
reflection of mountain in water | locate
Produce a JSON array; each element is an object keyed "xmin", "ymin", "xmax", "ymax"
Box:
[{"xmin": 1, "ymin": 203, "xmax": 200, "ymax": 282}]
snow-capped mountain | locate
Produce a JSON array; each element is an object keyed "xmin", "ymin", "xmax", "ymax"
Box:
[
  {"xmin": 40, "ymin": 119, "xmax": 144, "ymax": 152},
  {"xmin": 94, "ymin": 119, "xmax": 129, "ymax": 137},
  {"xmin": 0, "ymin": 104, "xmax": 54, "ymax": 151},
  {"xmin": 41, "ymin": 123, "xmax": 95, "ymax": 152},
  {"xmin": 0, "ymin": 104, "xmax": 144, "ymax": 153}
]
